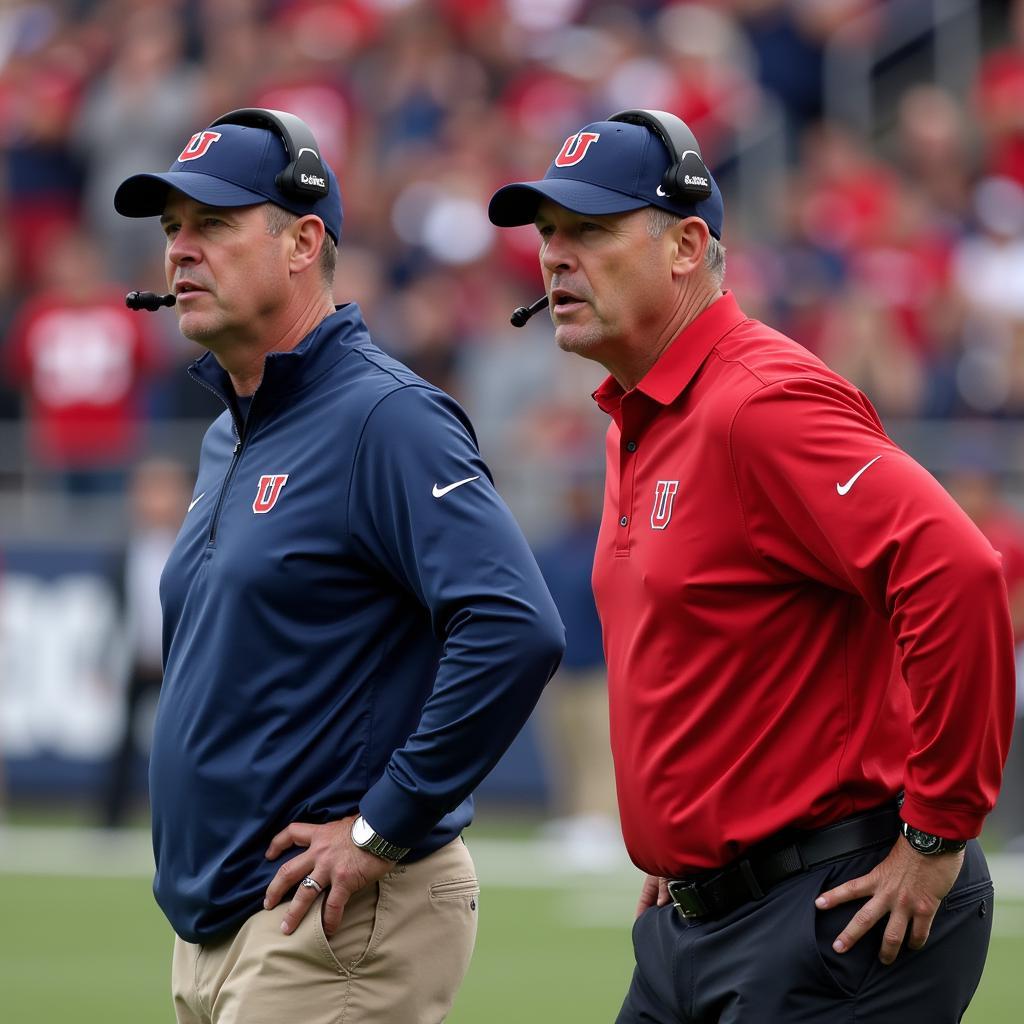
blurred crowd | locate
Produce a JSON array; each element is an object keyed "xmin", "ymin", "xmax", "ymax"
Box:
[
  {"xmin": 0, "ymin": 0, "xmax": 1023, "ymax": 528},
  {"xmin": 3, "ymin": 0, "xmax": 1024, "ymax": 839}
]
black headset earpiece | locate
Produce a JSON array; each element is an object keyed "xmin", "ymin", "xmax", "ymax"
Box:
[
  {"xmin": 608, "ymin": 108, "xmax": 713, "ymax": 203},
  {"xmin": 209, "ymin": 107, "xmax": 329, "ymax": 201}
]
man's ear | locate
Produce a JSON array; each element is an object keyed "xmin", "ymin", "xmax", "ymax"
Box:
[
  {"xmin": 670, "ymin": 216, "xmax": 710, "ymax": 280},
  {"xmin": 289, "ymin": 215, "xmax": 326, "ymax": 275}
]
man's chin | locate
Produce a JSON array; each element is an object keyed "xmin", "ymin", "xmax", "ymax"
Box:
[
  {"xmin": 554, "ymin": 323, "xmax": 602, "ymax": 358},
  {"xmin": 177, "ymin": 313, "xmax": 219, "ymax": 346}
]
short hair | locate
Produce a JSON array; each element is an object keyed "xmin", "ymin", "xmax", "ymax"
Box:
[
  {"xmin": 263, "ymin": 204, "xmax": 337, "ymax": 286},
  {"xmin": 646, "ymin": 206, "xmax": 726, "ymax": 287}
]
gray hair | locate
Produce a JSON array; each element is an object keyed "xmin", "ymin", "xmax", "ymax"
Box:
[
  {"xmin": 263, "ymin": 204, "xmax": 337, "ymax": 286},
  {"xmin": 646, "ymin": 206, "xmax": 726, "ymax": 287}
]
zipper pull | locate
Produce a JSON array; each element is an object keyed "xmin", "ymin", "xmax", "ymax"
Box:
[{"xmin": 233, "ymin": 438, "xmax": 241, "ymax": 455}]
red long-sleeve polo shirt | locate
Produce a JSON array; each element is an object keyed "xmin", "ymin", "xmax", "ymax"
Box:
[{"xmin": 592, "ymin": 292, "xmax": 1015, "ymax": 879}]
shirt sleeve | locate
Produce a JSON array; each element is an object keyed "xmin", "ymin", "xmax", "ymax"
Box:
[
  {"xmin": 729, "ymin": 375, "xmax": 1016, "ymax": 839},
  {"xmin": 347, "ymin": 383, "xmax": 566, "ymax": 846}
]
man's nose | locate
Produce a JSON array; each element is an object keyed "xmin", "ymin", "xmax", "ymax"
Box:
[
  {"xmin": 167, "ymin": 227, "xmax": 199, "ymax": 266},
  {"xmin": 541, "ymin": 232, "xmax": 576, "ymax": 273}
]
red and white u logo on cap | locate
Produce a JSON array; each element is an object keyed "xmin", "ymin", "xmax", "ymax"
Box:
[
  {"xmin": 178, "ymin": 131, "xmax": 222, "ymax": 162},
  {"xmin": 554, "ymin": 131, "xmax": 601, "ymax": 167}
]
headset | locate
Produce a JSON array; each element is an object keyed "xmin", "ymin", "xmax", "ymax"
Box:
[
  {"xmin": 608, "ymin": 108, "xmax": 713, "ymax": 203},
  {"xmin": 127, "ymin": 107, "xmax": 330, "ymax": 311},
  {"xmin": 510, "ymin": 109, "xmax": 714, "ymax": 327},
  {"xmin": 209, "ymin": 107, "xmax": 330, "ymax": 201}
]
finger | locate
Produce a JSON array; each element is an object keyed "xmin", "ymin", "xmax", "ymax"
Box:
[
  {"xmin": 878, "ymin": 909, "xmax": 910, "ymax": 965},
  {"xmin": 657, "ymin": 879, "xmax": 671, "ymax": 907},
  {"xmin": 635, "ymin": 876, "xmax": 660, "ymax": 918},
  {"xmin": 907, "ymin": 907, "xmax": 935, "ymax": 952},
  {"xmin": 815, "ymin": 871, "xmax": 873, "ymax": 910},
  {"xmin": 831, "ymin": 896, "xmax": 885, "ymax": 954},
  {"xmin": 264, "ymin": 853, "xmax": 314, "ymax": 910},
  {"xmin": 321, "ymin": 887, "xmax": 352, "ymax": 937},
  {"xmin": 280, "ymin": 876, "xmax": 323, "ymax": 936},
  {"xmin": 265, "ymin": 822, "xmax": 316, "ymax": 859}
]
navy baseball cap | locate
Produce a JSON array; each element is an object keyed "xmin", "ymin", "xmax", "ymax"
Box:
[
  {"xmin": 488, "ymin": 120, "xmax": 723, "ymax": 239},
  {"xmin": 114, "ymin": 122, "xmax": 343, "ymax": 243}
]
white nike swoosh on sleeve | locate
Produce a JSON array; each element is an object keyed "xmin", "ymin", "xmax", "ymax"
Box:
[
  {"xmin": 432, "ymin": 476, "xmax": 480, "ymax": 498},
  {"xmin": 836, "ymin": 456, "xmax": 883, "ymax": 496}
]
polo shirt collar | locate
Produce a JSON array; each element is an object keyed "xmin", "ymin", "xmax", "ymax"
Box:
[{"xmin": 593, "ymin": 291, "xmax": 746, "ymax": 413}]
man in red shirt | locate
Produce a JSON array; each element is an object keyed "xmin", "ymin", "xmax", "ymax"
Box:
[
  {"xmin": 489, "ymin": 111, "xmax": 1016, "ymax": 1022},
  {"xmin": 5, "ymin": 229, "xmax": 161, "ymax": 490}
]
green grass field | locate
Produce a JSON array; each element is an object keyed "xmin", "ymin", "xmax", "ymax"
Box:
[{"xmin": 0, "ymin": 828, "xmax": 1020, "ymax": 1022}]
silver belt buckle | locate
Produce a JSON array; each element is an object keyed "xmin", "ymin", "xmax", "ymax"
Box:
[{"xmin": 666, "ymin": 879, "xmax": 709, "ymax": 920}]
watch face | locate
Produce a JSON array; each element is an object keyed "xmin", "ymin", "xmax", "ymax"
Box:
[
  {"xmin": 351, "ymin": 816, "xmax": 373, "ymax": 845},
  {"xmin": 906, "ymin": 826, "xmax": 942, "ymax": 854}
]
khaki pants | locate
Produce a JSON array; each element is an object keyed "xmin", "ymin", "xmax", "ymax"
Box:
[
  {"xmin": 171, "ymin": 838, "xmax": 479, "ymax": 1024},
  {"xmin": 539, "ymin": 667, "xmax": 618, "ymax": 821}
]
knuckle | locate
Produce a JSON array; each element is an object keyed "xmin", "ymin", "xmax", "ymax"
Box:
[
  {"xmin": 281, "ymin": 860, "xmax": 306, "ymax": 881},
  {"xmin": 852, "ymin": 908, "xmax": 874, "ymax": 929}
]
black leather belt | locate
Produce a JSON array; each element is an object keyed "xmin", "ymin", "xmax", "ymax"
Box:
[{"xmin": 666, "ymin": 803, "xmax": 900, "ymax": 922}]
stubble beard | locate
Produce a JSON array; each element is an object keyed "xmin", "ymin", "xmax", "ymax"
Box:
[
  {"xmin": 176, "ymin": 303, "xmax": 229, "ymax": 348},
  {"xmin": 178, "ymin": 316, "xmax": 215, "ymax": 346},
  {"xmin": 554, "ymin": 318, "xmax": 607, "ymax": 363}
]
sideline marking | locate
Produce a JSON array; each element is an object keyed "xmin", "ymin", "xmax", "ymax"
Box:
[{"xmin": 1, "ymin": 828, "xmax": 1022, "ymax": 910}]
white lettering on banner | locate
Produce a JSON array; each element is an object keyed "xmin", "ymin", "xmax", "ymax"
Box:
[{"xmin": 0, "ymin": 574, "xmax": 126, "ymax": 758}]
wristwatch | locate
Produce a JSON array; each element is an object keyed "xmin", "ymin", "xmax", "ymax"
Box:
[
  {"xmin": 900, "ymin": 820, "xmax": 968, "ymax": 856},
  {"xmin": 350, "ymin": 815, "xmax": 411, "ymax": 862}
]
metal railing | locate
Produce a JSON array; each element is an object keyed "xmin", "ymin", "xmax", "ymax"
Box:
[
  {"xmin": 1, "ymin": 416, "xmax": 1022, "ymax": 546},
  {"xmin": 824, "ymin": 0, "xmax": 982, "ymax": 138}
]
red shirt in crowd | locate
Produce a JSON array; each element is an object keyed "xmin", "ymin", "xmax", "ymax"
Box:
[
  {"xmin": 6, "ymin": 289, "xmax": 161, "ymax": 469},
  {"xmin": 591, "ymin": 292, "xmax": 1015, "ymax": 879},
  {"xmin": 975, "ymin": 45, "xmax": 1024, "ymax": 185}
]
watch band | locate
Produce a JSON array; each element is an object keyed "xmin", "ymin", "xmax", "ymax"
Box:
[
  {"xmin": 351, "ymin": 815, "xmax": 411, "ymax": 862},
  {"xmin": 900, "ymin": 819, "xmax": 968, "ymax": 856}
]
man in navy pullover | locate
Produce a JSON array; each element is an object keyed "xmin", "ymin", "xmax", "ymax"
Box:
[{"xmin": 114, "ymin": 108, "xmax": 564, "ymax": 1024}]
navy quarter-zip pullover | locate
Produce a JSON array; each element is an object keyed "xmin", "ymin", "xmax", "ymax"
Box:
[{"xmin": 151, "ymin": 304, "xmax": 565, "ymax": 942}]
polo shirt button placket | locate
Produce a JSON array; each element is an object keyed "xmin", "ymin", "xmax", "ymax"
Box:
[{"xmin": 617, "ymin": 424, "xmax": 639, "ymax": 553}]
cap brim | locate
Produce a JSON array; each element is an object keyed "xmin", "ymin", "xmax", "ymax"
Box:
[
  {"xmin": 114, "ymin": 171, "xmax": 271, "ymax": 218},
  {"xmin": 488, "ymin": 179, "xmax": 649, "ymax": 227}
]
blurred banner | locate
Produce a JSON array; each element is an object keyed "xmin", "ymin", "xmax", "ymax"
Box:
[
  {"xmin": 0, "ymin": 545, "xmax": 546, "ymax": 803},
  {"xmin": 0, "ymin": 547, "xmax": 126, "ymax": 792}
]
